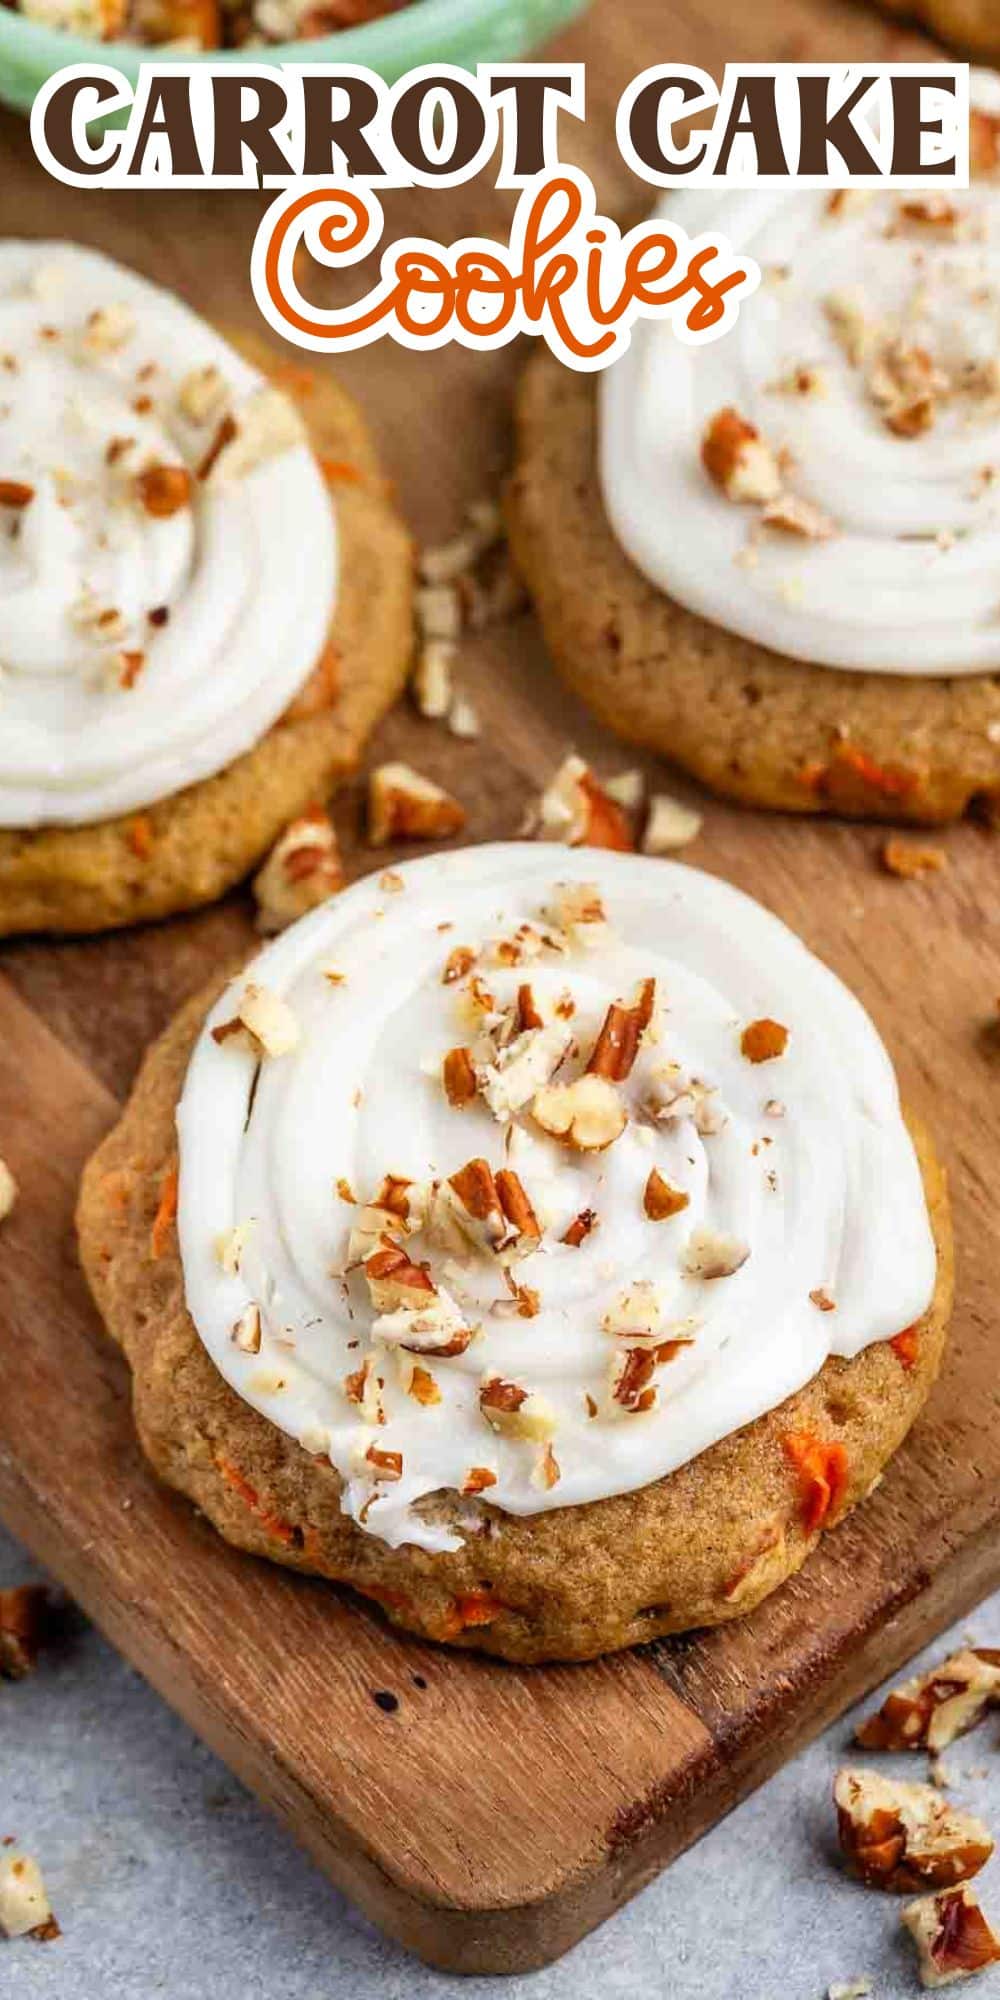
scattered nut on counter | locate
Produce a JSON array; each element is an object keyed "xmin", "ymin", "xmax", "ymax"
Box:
[{"xmin": 0, "ymin": 1850, "xmax": 58, "ymax": 1942}]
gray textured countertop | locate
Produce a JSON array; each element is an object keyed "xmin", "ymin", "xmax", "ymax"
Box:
[{"xmin": 2, "ymin": 1524, "xmax": 999, "ymax": 2000}]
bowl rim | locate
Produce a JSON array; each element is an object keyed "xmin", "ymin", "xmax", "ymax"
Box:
[{"xmin": 0, "ymin": 0, "xmax": 587, "ymax": 80}]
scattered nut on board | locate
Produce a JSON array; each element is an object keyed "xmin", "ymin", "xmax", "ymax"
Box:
[
  {"xmin": 252, "ymin": 808, "xmax": 344, "ymax": 934},
  {"xmin": 881, "ymin": 839, "xmax": 948, "ymax": 881},
  {"xmin": 367, "ymin": 763, "xmax": 467, "ymax": 846}
]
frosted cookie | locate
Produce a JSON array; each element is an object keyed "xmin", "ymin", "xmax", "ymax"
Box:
[
  {"xmin": 78, "ymin": 845, "xmax": 951, "ymax": 1663},
  {"xmin": 0, "ymin": 243, "xmax": 413, "ymax": 936},
  {"xmin": 507, "ymin": 84, "xmax": 1000, "ymax": 824}
]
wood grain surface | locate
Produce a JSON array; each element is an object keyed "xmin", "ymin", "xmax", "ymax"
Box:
[{"xmin": 2, "ymin": 0, "xmax": 999, "ymax": 1975}]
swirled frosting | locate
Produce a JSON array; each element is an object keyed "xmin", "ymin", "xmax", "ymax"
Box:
[
  {"xmin": 176, "ymin": 844, "xmax": 936, "ymax": 1554},
  {"xmin": 0, "ymin": 241, "xmax": 336, "ymax": 828},
  {"xmin": 601, "ymin": 84, "xmax": 1000, "ymax": 676}
]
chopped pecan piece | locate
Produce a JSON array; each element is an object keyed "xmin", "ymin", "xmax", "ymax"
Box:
[
  {"xmin": 0, "ymin": 1157, "xmax": 17, "ymax": 1226},
  {"xmin": 610, "ymin": 1346, "xmax": 657, "ymax": 1413},
  {"xmin": 462, "ymin": 1466, "xmax": 498, "ymax": 1495},
  {"xmin": 881, "ymin": 839, "xmax": 947, "ymax": 882},
  {"xmin": 478, "ymin": 1019, "xmax": 573, "ymax": 1121},
  {"xmin": 364, "ymin": 1237, "xmax": 436, "ymax": 1313},
  {"xmin": 741, "ymin": 1018, "xmax": 789, "ymax": 1063},
  {"xmin": 374, "ymin": 1295, "xmax": 474, "ymax": 1358},
  {"xmin": 365, "ymin": 1444, "xmax": 403, "ymax": 1482},
  {"xmin": 406, "ymin": 1364, "xmax": 441, "ymax": 1407},
  {"xmin": 643, "ymin": 1168, "xmax": 690, "ymax": 1221},
  {"xmin": 532, "ymin": 1074, "xmax": 627, "ymax": 1152},
  {"xmin": 898, "ymin": 197, "xmax": 960, "ymax": 231},
  {"xmin": 534, "ymin": 755, "xmax": 634, "ymax": 851},
  {"xmin": 835, "ymin": 1768, "xmax": 993, "ymax": 1893},
  {"xmin": 199, "ymin": 387, "xmax": 305, "ymax": 486},
  {"xmin": 231, "ymin": 1303, "xmax": 262, "ymax": 1354},
  {"xmin": 133, "ymin": 462, "xmax": 192, "ymax": 519},
  {"xmin": 542, "ymin": 879, "xmax": 615, "ymax": 948},
  {"xmin": 588, "ymin": 978, "xmax": 656, "ymax": 1082},
  {"xmin": 682, "ymin": 1228, "xmax": 750, "ymax": 1280},
  {"xmin": 562, "ymin": 1206, "xmax": 598, "ymax": 1247},
  {"xmin": 701, "ymin": 406, "xmax": 782, "ymax": 503},
  {"xmin": 902, "ymin": 1886, "xmax": 1000, "ymax": 1988},
  {"xmin": 441, "ymin": 1159, "xmax": 507, "ymax": 1255},
  {"xmin": 411, "ymin": 638, "xmax": 454, "ymax": 719},
  {"xmin": 0, "ymin": 1850, "xmax": 55, "ymax": 1940},
  {"xmin": 368, "ymin": 762, "xmax": 466, "ymax": 845},
  {"xmin": 855, "ymin": 1649, "xmax": 1000, "ymax": 1755},
  {"xmin": 642, "ymin": 793, "xmax": 703, "ymax": 854},
  {"xmin": 442, "ymin": 945, "xmax": 476, "ymax": 984},
  {"xmin": 761, "ymin": 493, "xmax": 834, "ymax": 540},
  {"xmin": 211, "ymin": 982, "xmax": 300, "ymax": 1059},
  {"xmin": 868, "ymin": 340, "xmax": 948, "ymax": 440},
  {"xmin": 177, "ymin": 362, "xmax": 227, "ymax": 424},
  {"xmin": 514, "ymin": 983, "xmax": 544, "ymax": 1033},
  {"xmin": 479, "ymin": 1377, "xmax": 556, "ymax": 1440},
  {"xmin": 0, "ymin": 479, "xmax": 35, "ymax": 509},
  {"xmin": 442, "ymin": 1046, "xmax": 478, "ymax": 1108},
  {"xmin": 343, "ymin": 1355, "xmax": 383, "ymax": 1423},
  {"xmin": 82, "ymin": 301, "xmax": 135, "ymax": 352},
  {"xmin": 0, "ymin": 1586, "xmax": 57, "ymax": 1681},
  {"xmin": 253, "ymin": 808, "xmax": 344, "ymax": 934},
  {"xmin": 495, "ymin": 1167, "xmax": 541, "ymax": 1248}
]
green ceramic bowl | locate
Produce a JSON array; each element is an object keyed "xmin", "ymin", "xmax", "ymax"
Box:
[{"xmin": 0, "ymin": 0, "xmax": 590, "ymax": 117}]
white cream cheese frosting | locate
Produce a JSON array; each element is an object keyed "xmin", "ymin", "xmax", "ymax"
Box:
[
  {"xmin": 0, "ymin": 241, "xmax": 337, "ymax": 828},
  {"xmin": 601, "ymin": 84, "xmax": 1000, "ymax": 676},
  {"xmin": 176, "ymin": 844, "xmax": 936, "ymax": 1555}
]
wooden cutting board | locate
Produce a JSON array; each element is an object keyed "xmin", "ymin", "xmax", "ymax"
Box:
[{"xmin": 2, "ymin": 0, "xmax": 999, "ymax": 1974}]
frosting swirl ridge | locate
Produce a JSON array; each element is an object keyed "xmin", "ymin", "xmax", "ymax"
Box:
[
  {"xmin": 0, "ymin": 241, "xmax": 337, "ymax": 827},
  {"xmin": 601, "ymin": 112, "xmax": 1000, "ymax": 676}
]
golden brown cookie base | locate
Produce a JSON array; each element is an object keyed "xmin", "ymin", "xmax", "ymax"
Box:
[
  {"xmin": 0, "ymin": 340, "xmax": 413, "ymax": 937},
  {"xmin": 505, "ymin": 353, "xmax": 1000, "ymax": 826},
  {"xmin": 77, "ymin": 969, "xmax": 953, "ymax": 1665},
  {"xmin": 874, "ymin": 0, "xmax": 1000, "ymax": 57}
]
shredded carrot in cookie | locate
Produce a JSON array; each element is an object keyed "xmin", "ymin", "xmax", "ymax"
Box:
[
  {"xmin": 128, "ymin": 815, "xmax": 154, "ymax": 861},
  {"xmin": 319, "ymin": 457, "xmax": 364, "ymax": 486},
  {"xmin": 149, "ymin": 1163, "xmax": 178, "ymax": 1261},
  {"xmin": 783, "ymin": 1432, "xmax": 849, "ymax": 1533},
  {"xmin": 798, "ymin": 742, "xmax": 922, "ymax": 804},
  {"xmin": 215, "ymin": 1456, "xmax": 298, "ymax": 1546},
  {"xmin": 890, "ymin": 1324, "xmax": 920, "ymax": 1371},
  {"xmin": 453, "ymin": 1591, "xmax": 501, "ymax": 1629}
]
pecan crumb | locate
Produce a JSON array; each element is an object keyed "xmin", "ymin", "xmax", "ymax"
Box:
[
  {"xmin": 881, "ymin": 839, "xmax": 948, "ymax": 881},
  {"xmin": 701, "ymin": 406, "xmax": 782, "ymax": 503}
]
